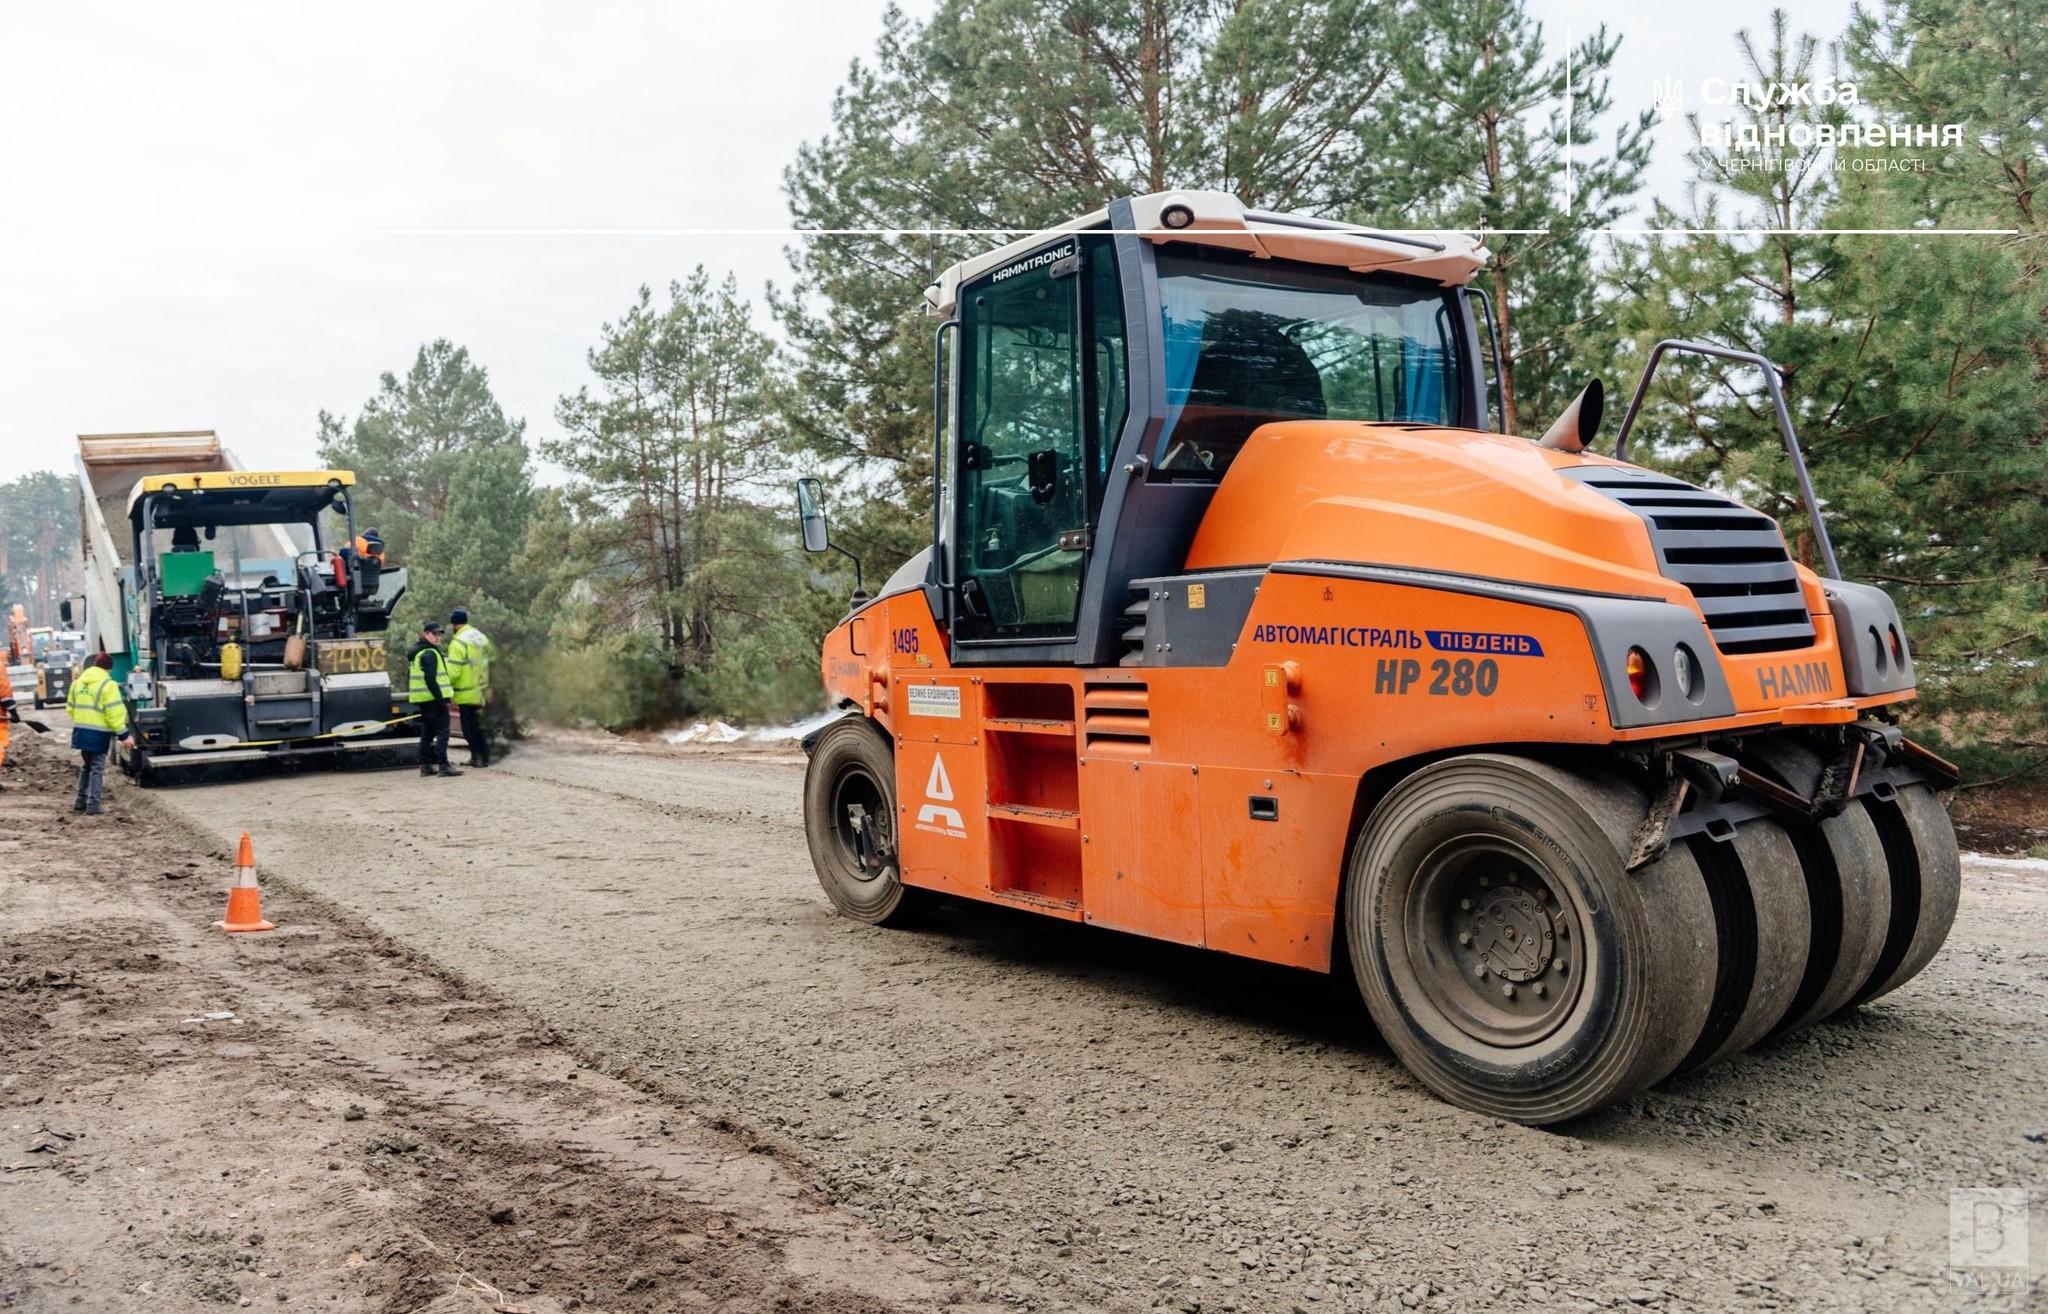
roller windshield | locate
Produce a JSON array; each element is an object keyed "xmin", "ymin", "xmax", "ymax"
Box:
[{"xmin": 1154, "ymin": 247, "xmax": 1466, "ymax": 476}]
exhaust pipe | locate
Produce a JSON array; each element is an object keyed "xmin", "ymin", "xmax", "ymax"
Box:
[{"xmin": 1538, "ymin": 378, "xmax": 1604, "ymax": 453}]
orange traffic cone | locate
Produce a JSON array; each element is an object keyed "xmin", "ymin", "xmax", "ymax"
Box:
[{"xmin": 215, "ymin": 832, "xmax": 275, "ymax": 933}]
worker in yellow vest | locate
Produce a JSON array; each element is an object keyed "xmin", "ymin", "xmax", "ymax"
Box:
[
  {"xmin": 445, "ymin": 607, "xmax": 492, "ymax": 768},
  {"xmin": 66, "ymin": 653, "xmax": 131, "ymax": 815},
  {"xmin": 407, "ymin": 621, "xmax": 460, "ymax": 778}
]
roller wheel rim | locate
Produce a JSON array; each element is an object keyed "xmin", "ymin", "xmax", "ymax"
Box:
[
  {"xmin": 826, "ymin": 763, "xmax": 893, "ymax": 885},
  {"xmin": 1404, "ymin": 835, "xmax": 1584, "ymax": 1048}
]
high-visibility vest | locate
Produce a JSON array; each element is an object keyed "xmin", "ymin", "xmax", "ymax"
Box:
[
  {"xmin": 447, "ymin": 625, "xmax": 490, "ymax": 706},
  {"xmin": 67, "ymin": 666, "xmax": 129, "ymax": 734},
  {"xmin": 408, "ymin": 644, "xmax": 444, "ymax": 704}
]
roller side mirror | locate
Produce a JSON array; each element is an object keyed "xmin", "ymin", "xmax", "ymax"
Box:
[
  {"xmin": 796, "ymin": 477, "xmax": 829, "ymax": 554},
  {"xmin": 793, "ymin": 477, "xmax": 867, "ymax": 605}
]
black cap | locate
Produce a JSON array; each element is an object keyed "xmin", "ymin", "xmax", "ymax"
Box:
[
  {"xmin": 450, "ymin": 607, "xmax": 469, "ymax": 624},
  {"xmin": 421, "ymin": 620, "xmax": 444, "ymax": 635}
]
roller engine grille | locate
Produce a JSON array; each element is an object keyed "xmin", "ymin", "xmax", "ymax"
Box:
[{"xmin": 1562, "ymin": 468, "xmax": 1816, "ymax": 654}]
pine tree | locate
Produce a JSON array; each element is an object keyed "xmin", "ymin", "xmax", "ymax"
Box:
[
  {"xmin": 407, "ymin": 445, "xmax": 540, "ymax": 632},
  {"xmin": 317, "ymin": 341, "xmax": 540, "ymax": 721},
  {"xmin": 0, "ymin": 471, "xmax": 81, "ymax": 627},
  {"xmin": 781, "ymin": 0, "xmax": 1650, "ymax": 573},
  {"xmin": 549, "ymin": 269, "xmax": 794, "ymax": 712},
  {"xmin": 316, "ymin": 340, "xmax": 529, "ymax": 564},
  {"xmin": 776, "ymin": 0, "xmax": 1424, "ymax": 566},
  {"xmin": 1613, "ymin": 4, "xmax": 2048, "ymax": 776},
  {"xmin": 1396, "ymin": 0, "xmax": 1653, "ymax": 433}
]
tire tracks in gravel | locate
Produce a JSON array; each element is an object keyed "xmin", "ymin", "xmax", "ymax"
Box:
[
  {"xmin": 2, "ymin": 728, "xmax": 983, "ymax": 1314},
  {"xmin": 143, "ymin": 742, "xmax": 2048, "ymax": 1313}
]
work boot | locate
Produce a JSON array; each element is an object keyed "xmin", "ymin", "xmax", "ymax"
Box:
[
  {"xmin": 85, "ymin": 803, "xmax": 103, "ymax": 816},
  {"xmin": 437, "ymin": 765, "xmax": 464, "ymax": 777},
  {"xmin": 73, "ymin": 801, "xmax": 85, "ymax": 813},
  {"xmin": 421, "ymin": 763, "xmax": 435, "ymax": 777}
]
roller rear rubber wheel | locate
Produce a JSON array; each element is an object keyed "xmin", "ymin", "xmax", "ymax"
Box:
[
  {"xmin": 1850, "ymin": 782, "xmax": 1961, "ymax": 1006},
  {"xmin": 1345, "ymin": 754, "xmax": 1715, "ymax": 1125},
  {"xmin": 1672, "ymin": 821, "xmax": 1810, "ymax": 1073},
  {"xmin": 1746, "ymin": 740, "xmax": 1891, "ymax": 1035},
  {"xmin": 802, "ymin": 717, "xmax": 936, "ymax": 927}
]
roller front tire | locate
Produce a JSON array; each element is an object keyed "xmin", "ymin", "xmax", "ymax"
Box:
[{"xmin": 802, "ymin": 718, "xmax": 937, "ymax": 927}]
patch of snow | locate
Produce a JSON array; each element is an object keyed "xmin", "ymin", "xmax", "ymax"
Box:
[
  {"xmin": 666, "ymin": 720, "xmax": 745, "ymax": 745},
  {"xmin": 660, "ymin": 709, "xmax": 840, "ymax": 746},
  {"xmin": 750, "ymin": 710, "xmax": 840, "ymax": 743}
]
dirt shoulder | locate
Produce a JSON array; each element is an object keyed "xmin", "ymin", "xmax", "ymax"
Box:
[
  {"xmin": 1949, "ymin": 781, "xmax": 2048, "ymax": 856},
  {"xmin": 0, "ymin": 725, "xmax": 983, "ymax": 1314}
]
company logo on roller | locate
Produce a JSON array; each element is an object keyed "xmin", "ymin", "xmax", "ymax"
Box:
[
  {"xmin": 1251, "ymin": 622, "xmax": 1542, "ymax": 657},
  {"xmin": 1425, "ymin": 629, "xmax": 1544, "ymax": 657},
  {"xmin": 915, "ymin": 755, "xmax": 966, "ymax": 839}
]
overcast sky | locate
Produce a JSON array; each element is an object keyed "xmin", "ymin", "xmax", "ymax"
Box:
[{"xmin": 0, "ymin": 0, "xmax": 1855, "ymax": 482}]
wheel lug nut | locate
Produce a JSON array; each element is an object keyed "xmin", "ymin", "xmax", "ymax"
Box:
[
  {"xmin": 1458, "ymin": 931, "xmax": 1471, "ymax": 946},
  {"xmin": 1478, "ymin": 876, "xmax": 1490, "ymax": 888},
  {"xmin": 1459, "ymin": 898, "xmax": 1471, "ymax": 911},
  {"xmin": 1534, "ymin": 983, "xmax": 1547, "ymax": 997},
  {"xmin": 1473, "ymin": 963, "xmax": 1487, "ymax": 979},
  {"xmin": 1554, "ymin": 960, "xmax": 1567, "ymax": 975},
  {"xmin": 1502, "ymin": 984, "xmax": 1516, "ymax": 998}
]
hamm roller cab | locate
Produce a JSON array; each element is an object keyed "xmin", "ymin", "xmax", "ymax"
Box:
[{"xmin": 796, "ymin": 191, "xmax": 1962, "ymax": 1124}]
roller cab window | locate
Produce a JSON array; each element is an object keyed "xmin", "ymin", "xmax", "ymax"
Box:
[
  {"xmin": 1153, "ymin": 247, "xmax": 1466, "ymax": 479},
  {"xmin": 953, "ymin": 235, "xmax": 1126, "ymax": 642}
]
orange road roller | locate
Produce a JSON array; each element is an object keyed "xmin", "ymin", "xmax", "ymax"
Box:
[{"xmin": 796, "ymin": 191, "xmax": 1961, "ymax": 1124}]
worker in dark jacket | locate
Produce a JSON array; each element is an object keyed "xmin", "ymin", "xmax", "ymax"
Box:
[{"xmin": 407, "ymin": 621, "xmax": 461, "ymax": 778}]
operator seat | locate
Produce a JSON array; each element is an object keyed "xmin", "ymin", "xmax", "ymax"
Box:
[{"xmin": 1160, "ymin": 308, "xmax": 1327, "ymax": 474}]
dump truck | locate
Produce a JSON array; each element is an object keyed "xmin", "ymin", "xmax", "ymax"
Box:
[
  {"xmin": 794, "ymin": 191, "xmax": 1961, "ymax": 1124},
  {"xmin": 74, "ymin": 432, "xmax": 415, "ymax": 782}
]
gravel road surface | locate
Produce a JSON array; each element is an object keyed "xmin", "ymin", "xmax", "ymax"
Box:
[
  {"xmin": 129, "ymin": 738, "xmax": 2047, "ymax": 1312},
  {"xmin": 2, "ymin": 727, "xmax": 978, "ymax": 1314}
]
